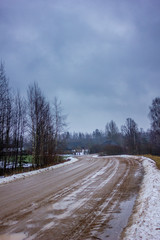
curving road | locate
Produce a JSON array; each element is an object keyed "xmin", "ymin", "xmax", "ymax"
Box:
[{"xmin": 0, "ymin": 156, "xmax": 143, "ymax": 240}]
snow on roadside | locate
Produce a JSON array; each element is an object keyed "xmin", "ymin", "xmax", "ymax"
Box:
[
  {"xmin": 0, "ymin": 157, "xmax": 78, "ymax": 185},
  {"xmin": 93, "ymin": 154, "xmax": 160, "ymax": 239},
  {"xmin": 123, "ymin": 156, "xmax": 160, "ymax": 240}
]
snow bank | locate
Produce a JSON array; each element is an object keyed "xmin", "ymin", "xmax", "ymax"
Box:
[
  {"xmin": 0, "ymin": 157, "xmax": 78, "ymax": 185},
  {"xmin": 93, "ymin": 154, "xmax": 160, "ymax": 239},
  {"xmin": 123, "ymin": 156, "xmax": 160, "ymax": 240}
]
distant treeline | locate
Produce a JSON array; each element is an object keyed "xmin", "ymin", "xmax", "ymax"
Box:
[{"xmin": 64, "ymin": 102, "xmax": 160, "ymax": 157}]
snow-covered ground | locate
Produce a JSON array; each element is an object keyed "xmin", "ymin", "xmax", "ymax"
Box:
[
  {"xmin": 0, "ymin": 157, "xmax": 78, "ymax": 185},
  {"xmin": 123, "ymin": 156, "xmax": 160, "ymax": 240}
]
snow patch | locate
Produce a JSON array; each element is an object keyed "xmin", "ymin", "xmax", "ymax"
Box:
[
  {"xmin": 123, "ymin": 156, "xmax": 160, "ymax": 240},
  {"xmin": 0, "ymin": 157, "xmax": 78, "ymax": 185},
  {"xmin": 92, "ymin": 154, "xmax": 99, "ymax": 158}
]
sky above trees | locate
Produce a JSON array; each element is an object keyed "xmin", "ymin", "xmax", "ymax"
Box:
[{"xmin": 0, "ymin": 0, "xmax": 160, "ymax": 132}]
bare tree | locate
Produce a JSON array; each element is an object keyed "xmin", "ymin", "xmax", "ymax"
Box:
[
  {"xmin": 28, "ymin": 83, "xmax": 44, "ymax": 166},
  {"xmin": 52, "ymin": 97, "xmax": 67, "ymax": 155},
  {"xmin": 149, "ymin": 97, "xmax": 160, "ymax": 133},
  {"xmin": 105, "ymin": 120, "xmax": 119, "ymax": 142},
  {"xmin": 121, "ymin": 118, "xmax": 139, "ymax": 154},
  {"xmin": 149, "ymin": 97, "xmax": 160, "ymax": 154},
  {"xmin": 0, "ymin": 63, "xmax": 12, "ymax": 173},
  {"xmin": 12, "ymin": 91, "xmax": 26, "ymax": 168},
  {"xmin": 27, "ymin": 83, "xmax": 55, "ymax": 166}
]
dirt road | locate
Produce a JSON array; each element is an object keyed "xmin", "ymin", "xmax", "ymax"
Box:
[{"xmin": 0, "ymin": 156, "xmax": 143, "ymax": 240}]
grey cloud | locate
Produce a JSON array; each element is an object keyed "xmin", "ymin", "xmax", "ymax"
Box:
[{"xmin": 0, "ymin": 0, "xmax": 160, "ymax": 132}]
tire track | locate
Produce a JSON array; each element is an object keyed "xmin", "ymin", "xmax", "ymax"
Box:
[{"xmin": 0, "ymin": 156, "xmax": 143, "ymax": 240}]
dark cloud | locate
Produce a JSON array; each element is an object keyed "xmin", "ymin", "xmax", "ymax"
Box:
[{"xmin": 0, "ymin": 0, "xmax": 160, "ymax": 132}]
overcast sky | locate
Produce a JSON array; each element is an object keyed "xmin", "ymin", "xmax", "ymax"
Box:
[{"xmin": 0, "ymin": 0, "xmax": 160, "ymax": 133}]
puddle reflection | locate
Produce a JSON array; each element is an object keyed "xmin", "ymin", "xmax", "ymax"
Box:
[
  {"xmin": 98, "ymin": 196, "xmax": 137, "ymax": 240},
  {"xmin": 0, "ymin": 232, "xmax": 27, "ymax": 240}
]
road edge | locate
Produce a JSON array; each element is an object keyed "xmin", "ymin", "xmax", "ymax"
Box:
[
  {"xmin": 122, "ymin": 156, "xmax": 160, "ymax": 240},
  {"xmin": 0, "ymin": 157, "xmax": 78, "ymax": 185}
]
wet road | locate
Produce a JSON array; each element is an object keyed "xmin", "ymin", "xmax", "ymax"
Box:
[{"xmin": 0, "ymin": 156, "xmax": 143, "ymax": 240}]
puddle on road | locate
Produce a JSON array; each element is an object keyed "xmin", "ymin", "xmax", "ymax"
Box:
[
  {"xmin": 92, "ymin": 162, "xmax": 144, "ymax": 240},
  {"xmin": 97, "ymin": 195, "xmax": 136, "ymax": 240},
  {"xmin": 0, "ymin": 232, "xmax": 27, "ymax": 240}
]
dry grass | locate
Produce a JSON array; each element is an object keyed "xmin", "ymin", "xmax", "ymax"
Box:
[{"xmin": 143, "ymin": 154, "xmax": 160, "ymax": 170}]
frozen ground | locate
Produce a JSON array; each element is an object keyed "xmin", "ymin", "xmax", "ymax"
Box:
[
  {"xmin": 122, "ymin": 155, "xmax": 160, "ymax": 240},
  {"xmin": 0, "ymin": 157, "xmax": 78, "ymax": 185}
]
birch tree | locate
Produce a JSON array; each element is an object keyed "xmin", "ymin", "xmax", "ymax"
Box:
[
  {"xmin": 0, "ymin": 63, "xmax": 12, "ymax": 173},
  {"xmin": 12, "ymin": 92, "xmax": 26, "ymax": 168},
  {"xmin": 27, "ymin": 83, "xmax": 55, "ymax": 166},
  {"xmin": 52, "ymin": 97, "xmax": 67, "ymax": 155}
]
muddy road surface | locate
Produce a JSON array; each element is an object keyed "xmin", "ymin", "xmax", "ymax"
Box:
[{"xmin": 0, "ymin": 156, "xmax": 143, "ymax": 240}]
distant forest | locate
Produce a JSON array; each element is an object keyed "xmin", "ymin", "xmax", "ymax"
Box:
[{"xmin": 0, "ymin": 62, "xmax": 160, "ymax": 175}]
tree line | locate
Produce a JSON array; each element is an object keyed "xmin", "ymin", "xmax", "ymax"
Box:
[
  {"xmin": 64, "ymin": 103, "xmax": 160, "ymax": 156},
  {"xmin": 0, "ymin": 63, "xmax": 66, "ymax": 175}
]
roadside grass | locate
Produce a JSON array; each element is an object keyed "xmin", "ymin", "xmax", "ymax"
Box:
[
  {"xmin": 22, "ymin": 155, "xmax": 33, "ymax": 163},
  {"xmin": 143, "ymin": 154, "xmax": 160, "ymax": 170}
]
